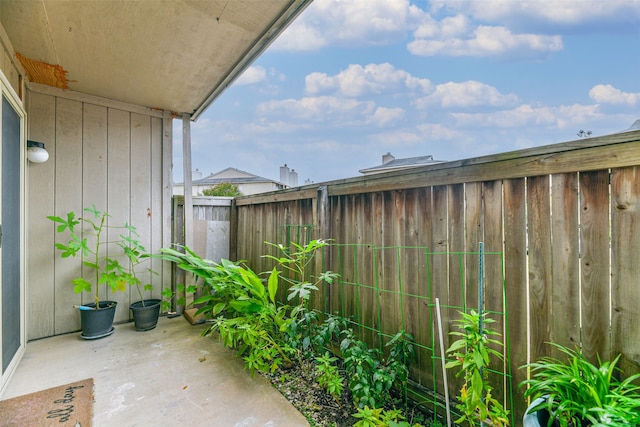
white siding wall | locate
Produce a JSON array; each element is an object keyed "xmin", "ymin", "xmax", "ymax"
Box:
[{"xmin": 26, "ymin": 84, "xmax": 173, "ymax": 339}]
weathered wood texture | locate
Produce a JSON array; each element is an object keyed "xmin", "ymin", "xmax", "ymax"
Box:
[
  {"xmin": 26, "ymin": 86, "xmax": 171, "ymax": 339},
  {"xmin": 233, "ymin": 130, "xmax": 640, "ymax": 422},
  {"xmin": 172, "ymin": 196, "xmax": 232, "ymax": 312}
]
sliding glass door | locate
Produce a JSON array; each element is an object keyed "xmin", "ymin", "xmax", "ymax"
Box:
[{"xmin": 0, "ymin": 75, "xmax": 25, "ymax": 392}]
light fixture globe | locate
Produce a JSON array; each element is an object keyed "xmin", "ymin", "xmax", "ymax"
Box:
[{"xmin": 27, "ymin": 140, "xmax": 49, "ymax": 163}]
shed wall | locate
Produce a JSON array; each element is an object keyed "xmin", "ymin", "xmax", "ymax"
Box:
[{"xmin": 26, "ymin": 84, "xmax": 173, "ymax": 339}]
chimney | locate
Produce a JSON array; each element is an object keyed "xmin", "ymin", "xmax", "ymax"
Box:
[
  {"xmin": 192, "ymin": 168, "xmax": 202, "ymax": 180},
  {"xmin": 280, "ymin": 164, "xmax": 290, "ymax": 184},
  {"xmin": 289, "ymin": 169, "xmax": 298, "ymax": 187},
  {"xmin": 625, "ymin": 119, "xmax": 640, "ymax": 131},
  {"xmin": 382, "ymin": 152, "xmax": 395, "ymax": 165}
]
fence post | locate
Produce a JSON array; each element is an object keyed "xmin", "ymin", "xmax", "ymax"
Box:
[{"xmin": 317, "ymin": 185, "xmax": 330, "ymax": 311}]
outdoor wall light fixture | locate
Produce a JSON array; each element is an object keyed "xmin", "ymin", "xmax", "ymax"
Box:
[{"xmin": 27, "ymin": 140, "xmax": 49, "ymax": 163}]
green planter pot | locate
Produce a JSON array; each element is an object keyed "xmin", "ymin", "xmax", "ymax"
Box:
[
  {"xmin": 80, "ymin": 301, "xmax": 117, "ymax": 340},
  {"xmin": 130, "ymin": 299, "xmax": 161, "ymax": 331}
]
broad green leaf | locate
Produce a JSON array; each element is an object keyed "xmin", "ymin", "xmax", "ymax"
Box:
[
  {"xmin": 267, "ymin": 267, "xmax": 279, "ymax": 304},
  {"xmin": 239, "ymin": 268, "xmax": 264, "ymax": 298},
  {"xmin": 72, "ymin": 277, "xmax": 92, "ymax": 294}
]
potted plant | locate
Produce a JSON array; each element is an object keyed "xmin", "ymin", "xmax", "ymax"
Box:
[
  {"xmin": 123, "ymin": 236, "xmax": 161, "ymax": 331},
  {"xmin": 48, "ymin": 205, "xmax": 160, "ymax": 337},
  {"xmin": 521, "ymin": 342, "xmax": 640, "ymax": 426}
]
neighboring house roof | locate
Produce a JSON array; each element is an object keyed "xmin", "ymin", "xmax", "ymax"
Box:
[
  {"xmin": 359, "ymin": 153, "xmax": 444, "ymax": 175},
  {"xmin": 178, "ymin": 167, "xmax": 283, "ymax": 186},
  {"xmin": 1, "ymin": 0, "xmax": 312, "ymax": 120}
]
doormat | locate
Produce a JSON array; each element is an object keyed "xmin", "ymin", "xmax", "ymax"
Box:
[{"xmin": 0, "ymin": 378, "xmax": 93, "ymax": 426}]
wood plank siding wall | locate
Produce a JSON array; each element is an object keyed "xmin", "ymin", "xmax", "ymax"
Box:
[
  {"xmin": 25, "ymin": 84, "xmax": 173, "ymax": 340},
  {"xmin": 233, "ymin": 130, "xmax": 640, "ymax": 421}
]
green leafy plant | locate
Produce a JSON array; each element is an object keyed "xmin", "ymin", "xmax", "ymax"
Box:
[
  {"xmin": 341, "ymin": 328, "xmax": 415, "ymax": 409},
  {"xmin": 157, "ymin": 239, "xmax": 338, "ymax": 376},
  {"xmin": 263, "ymin": 239, "xmax": 338, "ymax": 310},
  {"xmin": 315, "ymin": 352, "xmax": 344, "ymax": 404},
  {"xmin": 353, "ymin": 406, "xmax": 424, "ymax": 427},
  {"xmin": 352, "ymin": 405, "xmax": 386, "ymax": 427},
  {"xmin": 156, "ymin": 245, "xmax": 229, "ymax": 311},
  {"xmin": 48, "ymin": 205, "xmax": 155, "ymax": 308},
  {"xmin": 158, "ymin": 240, "xmax": 421, "ymax": 419},
  {"xmin": 200, "ymin": 182, "xmax": 243, "ymax": 197},
  {"xmin": 161, "ymin": 247, "xmax": 294, "ymax": 374},
  {"xmin": 521, "ymin": 342, "xmax": 640, "ymax": 426},
  {"xmin": 445, "ymin": 310, "xmax": 510, "ymax": 426}
]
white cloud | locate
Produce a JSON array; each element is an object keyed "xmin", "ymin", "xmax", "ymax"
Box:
[
  {"xmin": 416, "ymin": 123, "xmax": 464, "ymax": 140},
  {"xmin": 244, "ymin": 120, "xmax": 310, "ymax": 135},
  {"xmin": 589, "ymin": 84, "xmax": 640, "ymax": 106},
  {"xmin": 414, "ymin": 81, "xmax": 519, "ymax": 109},
  {"xmin": 257, "ymin": 96, "xmax": 375, "ymax": 123},
  {"xmin": 408, "ymin": 24, "xmax": 563, "ymax": 57},
  {"xmin": 439, "ymin": 14, "xmax": 472, "ymax": 38},
  {"xmin": 235, "ymin": 66, "xmax": 267, "ymax": 85},
  {"xmin": 305, "ymin": 63, "xmax": 431, "ymax": 97},
  {"xmin": 368, "ymin": 130, "xmax": 424, "ymax": 147},
  {"xmin": 273, "ymin": 0, "xmax": 636, "ymax": 60},
  {"xmin": 271, "ymin": 22, "xmax": 328, "ymax": 51},
  {"xmin": 438, "ymin": 0, "xmax": 640, "ymax": 28},
  {"xmin": 452, "ymin": 103, "xmax": 600, "ymax": 129},
  {"xmin": 368, "ymin": 107, "xmax": 405, "ymax": 126},
  {"xmin": 274, "ymin": 0, "xmax": 421, "ymax": 50}
]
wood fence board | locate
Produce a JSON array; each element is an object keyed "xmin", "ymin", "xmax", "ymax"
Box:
[
  {"xmin": 503, "ymin": 178, "xmax": 528, "ymax": 417},
  {"xmin": 481, "ymin": 180, "xmax": 508, "ymax": 411},
  {"xmin": 447, "ymin": 183, "xmax": 465, "ymax": 398},
  {"xmin": 464, "ymin": 182, "xmax": 482, "ymax": 311},
  {"xmin": 550, "ymin": 173, "xmax": 580, "ymax": 358},
  {"xmin": 430, "ymin": 185, "xmax": 449, "ymax": 398},
  {"xmin": 414, "ymin": 187, "xmax": 433, "ymax": 386},
  {"xmin": 379, "ymin": 191, "xmax": 404, "ymax": 340},
  {"xmin": 359, "ymin": 193, "xmax": 376, "ymax": 338},
  {"xmin": 341, "ymin": 196, "xmax": 359, "ymax": 322},
  {"xmin": 527, "ymin": 175, "xmax": 553, "ymax": 363},
  {"xmin": 579, "ymin": 170, "xmax": 611, "ymax": 362},
  {"xmin": 401, "ymin": 190, "xmax": 420, "ymax": 378},
  {"xmin": 610, "ymin": 166, "xmax": 640, "ymax": 377},
  {"xmin": 329, "ymin": 196, "xmax": 343, "ymax": 315}
]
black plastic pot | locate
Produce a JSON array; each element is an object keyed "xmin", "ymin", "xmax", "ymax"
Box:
[
  {"xmin": 80, "ymin": 301, "xmax": 117, "ymax": 340},
  {"xmin": 130, "ymin": 299, "xmax": 161, "ymax": 331},
  {"xmin": 524, "ymin": 396, "xmax": 563, "ymax": 427}
]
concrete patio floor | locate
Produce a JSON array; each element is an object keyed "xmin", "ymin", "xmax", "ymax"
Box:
[{"xmin": 1, "ymin": 316, "xmax": 309, "ymax": 426}]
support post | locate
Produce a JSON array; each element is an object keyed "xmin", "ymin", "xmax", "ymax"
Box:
[{"xmin": 182, "ymin": 113, "xmax": 194, "ymax": 308}]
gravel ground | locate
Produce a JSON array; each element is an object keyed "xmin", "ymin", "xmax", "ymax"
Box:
[
  {"xmin": 261, "ymin": 359, "xmax": 354, "ymax": 427},
  {"xmin": 261, "ymin": 359, "xmax": 437, "ymax": 427}
]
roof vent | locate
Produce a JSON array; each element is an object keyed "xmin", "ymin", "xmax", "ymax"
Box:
[{"xmin": 382, "ymin": 152, "xmax": 395, "ymax": 164}]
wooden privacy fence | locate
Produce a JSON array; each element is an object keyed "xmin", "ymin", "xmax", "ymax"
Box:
[{"xmin": 228, "ymin": 130, "xmax": 640, "ymax": 421}]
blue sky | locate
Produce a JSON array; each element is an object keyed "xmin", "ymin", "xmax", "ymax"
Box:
[{"xmin": 173, "ymin": 0, "xmax": 640, "ymax": 185}]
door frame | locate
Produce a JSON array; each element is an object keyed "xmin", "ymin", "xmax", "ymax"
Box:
[{"xmin": 0, "ymin": 70, "xmax": 26, "ymax": 393}]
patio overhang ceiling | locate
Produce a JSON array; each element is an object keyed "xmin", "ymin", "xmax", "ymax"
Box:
[{"xmin": 1, "ymin": 0, "xmax": 311, "ymax": 120}]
